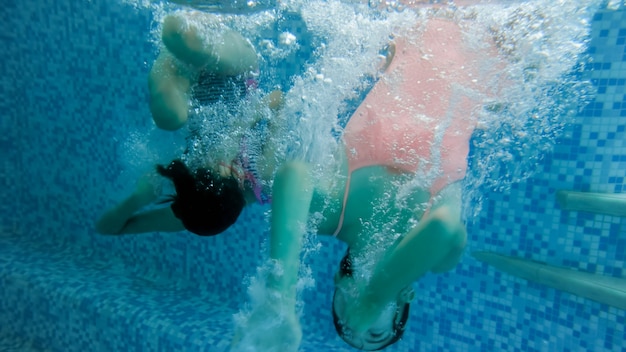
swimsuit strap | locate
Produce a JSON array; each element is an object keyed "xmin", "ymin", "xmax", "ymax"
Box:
[
  {"xmin": 332, "ymin": 170, "xmax": 437, "ymax": 237},
  {"xmin": 237, "ymin": 138, "xmax": 271, "ymax": 205},
  {"xmin": 332, "ymin": 174, "xmax": 352, "ymax": 237}
]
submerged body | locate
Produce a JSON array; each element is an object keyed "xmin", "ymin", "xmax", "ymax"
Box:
[
  {"xmin": 237, "ymin": 17, "xmax": 495, "ymax": 351},
  {"xmin": 98, "ymin": 7, "xmax": 496, "ymax": 352}
]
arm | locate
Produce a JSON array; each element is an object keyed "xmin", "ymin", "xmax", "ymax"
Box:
[
  {"xmin": 346, "ymin": 183, "xmax": 467, "ymax": 332},
  {"xmin": 95, "ymin": 176, "xmax": 185, "ymax": 235},
  {"xmin": 367, "ymin": 205, "xmax": 467, "ymax": 302},
  {"xmin": 369, "ymin": 182, "xmax": 466, "ymax": 293},
  {"xmin": 267, "ymin": 162, "xmax": 314, "ymax": 303},
  {"xmin": 97, "ymin": 206, "xmax": 185, "ymax": 235}
]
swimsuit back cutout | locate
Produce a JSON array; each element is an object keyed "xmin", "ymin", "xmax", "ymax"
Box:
[{"xmin": 333, "ymin": 19, "xmax": 492, "ymax": 237}]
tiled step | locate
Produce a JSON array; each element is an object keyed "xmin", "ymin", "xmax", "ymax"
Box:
[
  {"xmin": 0, "ymin": 235, "xmax": 351, "ymax": 352},
  {"xmin": 0, "ymin": 235, "xmax": 236, "ymax": 352},
  {"xmin": 0, "ymin": 329, "xmax": 52, "ymax": 352}
]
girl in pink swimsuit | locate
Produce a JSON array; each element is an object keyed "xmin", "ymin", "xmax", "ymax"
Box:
[
  {"xmin": 239, "ymin": 18, "xmax": 497, "ymax": 351},
  {"xmin": 334, "ymin": 18, "xmax": 486, "ymax": 237}
]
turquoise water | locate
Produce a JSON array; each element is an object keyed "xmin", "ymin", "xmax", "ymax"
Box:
[{"xmin": 1, "ymin": 0, "xmax": 625, "ymax": 351}]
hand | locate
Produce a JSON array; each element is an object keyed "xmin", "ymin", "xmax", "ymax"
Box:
[
  {"xmin": 218, "ymin": 161, "xmax": 245, "ymax": 190},
  {"xmin": 231, "ymin": 300, "xmax": 302, "ymax": 352},
  {"xmin": 218, "ymin": 161, "xmax": 243, "ymax": 179}
]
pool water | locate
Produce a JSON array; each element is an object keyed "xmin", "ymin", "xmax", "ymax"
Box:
[{"xmin": 1, "ymin": 0, "xmax": 625, "ymax": 351}]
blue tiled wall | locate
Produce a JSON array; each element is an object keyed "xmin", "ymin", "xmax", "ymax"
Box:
[
  {"xmin": 461, "ymin": 7, "xmax": 626, "ymax": 352},
  {"xmin": 1, "ymin": 0, "xmax": 625, "ymax": 351}
]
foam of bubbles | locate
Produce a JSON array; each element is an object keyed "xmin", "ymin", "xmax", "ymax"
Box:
[
  {"xmin": 461, "ymin": 0, "xmax": 601, "ymax": 216},
  {"xmin": 232, "ymin": 253, "xmax": 316, "ymax": 352},
  {"xmin": 118, "ymin": 0, "xmax": 153, "ymax": 10},
  {"xmin": 606, "ymin": 0, "xmax": 624, "ymax": 10},
  {"xmin": 117, "ymin": 126, "xmax": 185, "ymax": 200},
  {"xmin": 182, "ymin": 98, "xmax": 262, "ymax": 170},
  {"xmin": 268, "ymin": 1, "xmax": 415, "ymax": 179},
  {"xmin": 232, "ymin": 261, "xmax": 287, "ymax": 352}
]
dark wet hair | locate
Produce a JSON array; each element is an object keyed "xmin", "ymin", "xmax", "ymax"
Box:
[
  {"xmin": 156, "ymin": 159, "xmax": 245, "ymax": 236},
  {"xmin": 332, "ymin": 250, "xmax": 410, "ymax": 351}
]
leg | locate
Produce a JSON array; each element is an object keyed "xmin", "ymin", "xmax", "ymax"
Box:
[
  {"xmin": 430, "ymin": 219, "xmax": 467, "ymax": 273},
  {"xmin": 148, "ymin": 51, "xmax": 191, "ymax": 131},
  {"xmin": 342, "ymin": 205, "xmax": 466, "ymax": 333},
  {"xmin": 161, "ymin": 12, "xmax": 258, "ymax": 75},
  {"xmin": 95, "ymin": 173, "xmax": 184, "ymax": 234},
  {"xmin": 148, "ymin": 12, "xmax": 259, "ymax": 131},
  {"xmin": 370, "ymin": 205, "xmax": 466, "ymax": 303}
]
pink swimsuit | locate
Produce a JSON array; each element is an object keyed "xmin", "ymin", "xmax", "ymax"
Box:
[{"xmin": 334, "ymin": 19, "xmax": 490, "ymax": 236}]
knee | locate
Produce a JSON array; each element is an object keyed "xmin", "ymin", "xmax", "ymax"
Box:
[
  {"xmin": 426, "ymin": 207, "xmax": 467, "ymax": 273},
  {"xmin": 161, "ymin": 14, "xmax": 206, "ymax": 67},
  {"xmin": 428, "ymin": 206, "xmax": 467, "ymax": 249}
]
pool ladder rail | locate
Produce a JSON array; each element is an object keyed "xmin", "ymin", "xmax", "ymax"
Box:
[
  {"xmin": 556, "ymin": 190, "xmax": 626, "ymax": 217},
  {"xmin": 473, "ymin": 251, "xmax": 626, "ymax": 311}
]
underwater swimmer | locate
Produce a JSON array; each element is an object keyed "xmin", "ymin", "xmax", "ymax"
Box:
[
  {"xmin": 233, "ymin": 16, "xmax": 497, "ymax": 351},
  {"xmin": 96, "ymin": 9, "xmax": 281, "ymax": 236},
  {"xmin": 98, "ymin": 7, "xmax": 496, "ymax": 352}
]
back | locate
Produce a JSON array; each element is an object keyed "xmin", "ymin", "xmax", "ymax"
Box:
[{"xmin": 343, "ymin": 18, "xmax": 493, "ymax": 196}]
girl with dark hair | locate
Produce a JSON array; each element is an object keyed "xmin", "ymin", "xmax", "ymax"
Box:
[
  {"xmin": 95, "ymin": 159, "xmax": 248, "ymax": 236},
  {"xmin": 156, "ymin": 160, "xmax": 246, "ymax": 236},
  {"xmin": 96, "ymin": 9, "xmax": 275, "ymax": 237}
]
